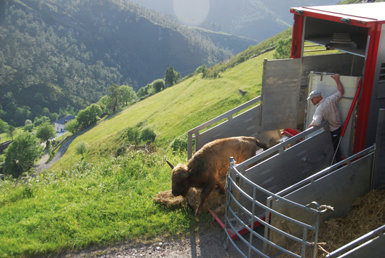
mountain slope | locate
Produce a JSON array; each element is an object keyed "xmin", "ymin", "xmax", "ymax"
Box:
[
  {"xmin": 1, "ymin": 0, "xmax": 254, "ymax": 126},
  {"xmin": 51, "ymin": 44, "xmax": 280, "ymax": 170},
  {"xmin": 130, "ymin": 0, "xmax": 338, "ymax": 41}
]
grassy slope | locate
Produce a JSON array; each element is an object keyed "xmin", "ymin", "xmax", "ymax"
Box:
[
  {"xmin": 52, "ymin": 50, "xmax": 274, "ymax": 170},
  {"xmin": 0, "ymin": 29, "xmax": 286, "ymax": 256}
]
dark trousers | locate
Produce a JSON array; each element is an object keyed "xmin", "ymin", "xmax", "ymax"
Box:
[{"xmin": 331, "ymin": 127, "xmax": 342, "ymax": 162}]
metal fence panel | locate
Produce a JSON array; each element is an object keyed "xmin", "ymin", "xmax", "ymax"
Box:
[
  {"xmin": 261, "ymin": 58, "xmax": 301, "ymax": 130},
  {"xmin": 197, "ymin": 105, "xmax": 261, "ymax": 150},
  {"xmin": 239, "ymin": 125, "xmax": 334, "ymax": 215},
  {"xmin": 268, "ymin": 152, "xmax": 374, "ymax": 255}
]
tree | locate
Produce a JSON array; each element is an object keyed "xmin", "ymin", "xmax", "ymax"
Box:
[
  {"xmin": 64, "ymin": 119, "xmax": 79, "ymax": 134},
  {"xmin": 165, "ymin": 66, "xmax": 180, "ymax": 87},
  {"xmin": 4, "ymin": 132, "xmax": 43, "ymax": 177},
  {"xmin": 118, "ymin": 85, "xmax": 137, "ymax": 106},
  {"xmin": 0, "ymin": 118, "xmax": 8, "ymax": 133},
  {"xmin": 273, "ymin": 38, "xmax": 292, "ymax": 59},
  {"xmin": 76, "ymin": 103, "xmax": 102, "ymax": 130},
  {"xmin": 97, "ymin": 95, "xmax": 109, "ymax": 114},
  {"xmin": 107, "ymin": 84, "xmax": 120, "ymax": 114},
  {"xmin": 7, "ymin": 125, "xmax": 15, "ymax": 139},
  {"xmin": 87, "ymin": 104, "xmax": 102, "ymax": 125},
  {"xmin": 23, "ymin": 119, "xmax": 34, "ymax": 132},
  {"xmin": 36, "ymin": 122, "xmax": 56, "ymax": 143},
  {"xmin": 137, "ymin": 85, "xmax": 150, "ymax": 99},
  {"xmin": 151, "ymin": 79, "xmax": 165, "ymax": 93},
  {"xmin": 74, "ymin": 141, "xmax": 88, "ymax": 158},
  {"xmin": 33, "ymin": 116, "xmax": 50, "ymax": 126}
]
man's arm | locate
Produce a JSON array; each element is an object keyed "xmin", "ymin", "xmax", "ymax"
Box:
[{"xmin": 331, "ymin": 74, "xmax": 344, "ymax": 95}]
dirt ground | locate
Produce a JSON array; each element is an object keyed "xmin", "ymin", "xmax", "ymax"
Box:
[{"xmin": 61, "ymin": 221, "xmax": 242, "ymax": 258}]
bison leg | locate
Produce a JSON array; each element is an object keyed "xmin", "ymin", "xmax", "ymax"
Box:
[
  {"xmin": 217, "ymin": 182, "xmax": 225, "ymax": 194},
  {"xmin": 196, "ymin": 183, "xmax": 214, "ymax": 217}
]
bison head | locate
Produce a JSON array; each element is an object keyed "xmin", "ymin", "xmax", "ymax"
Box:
[{"xmin": 167, "ymin": 161, "xmax": 190, "ymax": 197}]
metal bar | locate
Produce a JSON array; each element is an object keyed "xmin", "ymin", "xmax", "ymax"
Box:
[
  {"xmin": 188, "ymin": 96, "xmax": 261, "ymax": 134},
  {"xmin": 229, "ymin": 168, "xmax": 320, "ymax": 217},
  {"xmin": 227, "ymin": 176, "xmax": 317, "ymax": 237},
  {"xmin": 312, "ymin": 212, "xmax": 320, "ymax": 258},
  {"xmin": 187, "ymin": 131, "xmax": 193, "ymax": 160},
  {"xmin": 301, "ymin": 227, "xmax": 308, "ymax": 257},
  {"xmin": 304, "ymin": 49, "xmax": 328, "ymax": 53},
  {"xmin": 275, "ymin": 146, "xmax": 375, "ymax": 197},
  {"xmin": 225, "ymin": 206, "xmax": 269, "ymax": 258},
  {"xmin": 326, "ymin": 224, "xmax": 385, "ymax": 258},
  {"xmin": 248, "ymin": 187, "xmax": 257, "ymax": 258},
  {"xmin": 236, "ymin": 125, "xmax": 324, "ymax": 170},
  {"xmin": 226, "ymin": 204, "xmax": 300, "ymax": 258}
]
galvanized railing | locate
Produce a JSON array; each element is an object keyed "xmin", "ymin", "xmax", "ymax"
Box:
[
  {"xmin": 187, "ymin": 96, "xmax": 262, "ymax": 159},
  {"xmin": 223, "ymin": 126, "xmax": 330, "ymax": 258},
  {"xmin": 224, "ymin": 136, "xmax": 378, "ymax": 257},
  {"xmin": 225, "ymin": 161, "xmax": 322, "ymax": 258},
  {"xmin": 326, "ymin": 224, "xmax": 385, "ymax": 257}
]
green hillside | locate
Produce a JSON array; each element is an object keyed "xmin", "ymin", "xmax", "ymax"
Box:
[
  {"xmin": 51, "ymin": 50, "xmax": 274, "ymax": 171},
  {"xmin": 0, "ymin": 28, "xmax": 285, "ymax": 256}
]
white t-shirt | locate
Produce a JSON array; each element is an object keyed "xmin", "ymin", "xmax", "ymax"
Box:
[{"xmin": 311, "ymin": 91, "xmax": 342, "ymax": 131}]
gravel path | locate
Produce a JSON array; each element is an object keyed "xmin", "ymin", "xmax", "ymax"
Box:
[{"xmin": 60, "ymin": 223, "xmax": 244, "ymax": 258}]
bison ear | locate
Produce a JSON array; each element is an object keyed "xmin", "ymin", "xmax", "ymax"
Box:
[{"xmin": 166, "ymin": 160, "xmax": 174, "ymax": 169}]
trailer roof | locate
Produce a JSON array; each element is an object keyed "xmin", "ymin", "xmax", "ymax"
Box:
[{"xmin": 292, "ymin": 3, "xmax": 385, "ymax": 23}]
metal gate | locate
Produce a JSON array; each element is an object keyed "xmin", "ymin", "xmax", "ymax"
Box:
[{"xmin": 224, "ymin": 136, "xmax": 377, "ymax": 257}]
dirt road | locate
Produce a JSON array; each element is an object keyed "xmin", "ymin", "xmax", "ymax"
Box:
[{"xmin": 61, "ymin": 222, "xmax": 243, "ymax": 258}]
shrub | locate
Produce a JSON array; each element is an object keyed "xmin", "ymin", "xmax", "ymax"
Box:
[
  {"xmin": 4, "ymin": 132, "xmax": 43, "ymax": 177},
  {"xmin": 169, "ymin": 134, "xmax": 188, "ymax": 153},
  {"xmin": 74, "ymin": 141, "xmax": 88, "ymax": 158},
  {"xmin": 140, "ymin": 128, "xmax": 156, "ymax": 144},
  {"xmin": 125, "ymin": 127, "xmax": 140, "ymax": 145}
]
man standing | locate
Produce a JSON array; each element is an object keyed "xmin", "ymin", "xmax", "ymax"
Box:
[{"xmin": 308, "ymin": 74, "xmax": 344, "ymax": 161}]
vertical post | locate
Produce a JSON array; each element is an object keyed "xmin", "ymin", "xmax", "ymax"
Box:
[
  {"xmin": 354, "ymin": 24, "xmax": 380, "ymax": 153},
  {"xmin": 263, "ymin": 197, "xmax": 273, "ymax": 255},
  {"xmin": 224, "ymin": 157, "xmax": 235, "ymax": 250},
  {"xmin": 248, "ymin": 187, "xmax": 257, "ymax": 257},
  {"xmin": 312, "ymin": 212, "xmax": 320, "ymax": 258},
  {"xmin": 373, "ymin": 108, "xmax": 385, "ymax": 189},
  {"xmin": 187, "ymin": 131, "xmax": 193, "ymax": 160},
  {"xmin": 291, "ymin": 12, "xmax": 304, "ymax": 59},
  {"xmin": 301, "ymin": 227, "xmax": 308, "ymax": 258}
]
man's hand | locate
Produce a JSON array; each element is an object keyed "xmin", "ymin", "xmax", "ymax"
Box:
[
  {"xmin": 331, "ymin": 74, "xmax": 344, "ymax": 95},
  {"xmin": 331, "ymin": 74, "xmax": 340, "ymax": 81}
]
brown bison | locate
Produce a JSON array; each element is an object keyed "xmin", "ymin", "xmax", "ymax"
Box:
[{"xmin": 167, "ymin": 136, "xmax": 267, "ymax": 216}]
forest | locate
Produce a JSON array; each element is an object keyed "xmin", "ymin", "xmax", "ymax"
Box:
[{"xmin": 0, "ymin": 0, "xmax": 254, "ymax": 127}]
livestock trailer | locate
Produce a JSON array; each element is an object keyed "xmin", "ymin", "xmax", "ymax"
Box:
[{"xmin": 185, "ymin": 2, "xmax": 385, "ymax": 257}]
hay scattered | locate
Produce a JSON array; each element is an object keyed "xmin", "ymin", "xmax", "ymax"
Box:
[
  {"xmin": 317, "ymin": 189, "xmax": 385, "ymax": 255},
  {"xmin": 153, "ymin": 179, "xmax": 226, "ymax": 214},
  {"xmin": 152, "ymin": 190, "xmax": 187, "ymax": 208}
]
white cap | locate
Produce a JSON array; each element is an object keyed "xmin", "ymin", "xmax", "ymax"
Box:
[{"xmin": 307, "ymin": 89, "xmax": 322, "ymax": 101}]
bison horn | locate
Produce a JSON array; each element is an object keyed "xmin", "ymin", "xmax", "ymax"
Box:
[{"xmin": 166, "ymin": 160, "xmax": 174, "ymax": 169}]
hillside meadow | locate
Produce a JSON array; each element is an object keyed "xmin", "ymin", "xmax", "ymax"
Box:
[
  {"xmin": 51, "ymin": 49, "xmax": 274, "ymax": 170},
  {"xmin": 0, "ymin": 48, "xmax": 275, "ymax": 257}
]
